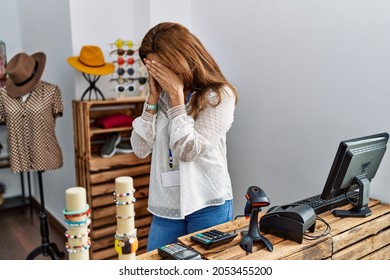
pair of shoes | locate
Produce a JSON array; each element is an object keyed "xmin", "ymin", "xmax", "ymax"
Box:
[
  {"xmin": 101, "ymin": 133, "xmax": 134, "ymax": 158},
  {"xmin": 101, "ymin": 133, "xmax": 121, "ymax": 158},
  {"xmin": 116, "ymin": 140, "xmax": 134, "ymax": 154}
]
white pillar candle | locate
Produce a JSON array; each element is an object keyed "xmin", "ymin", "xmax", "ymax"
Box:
[
  {"xmin": 115, "ymin": 176, "xmax": 134, "ymax": 194},
  {"xmin": 65, "ymin": 186, "xmax": 90, "ymax": 260},
  {"xmin": 115, "ymin": 177, "xmax": 137, "ymax": 260},
  {"xmin": 66, "ymin": 187, "xmax": 86, "ymax": 211},
  {"xmin": 117, "ymin": 204, "xmax": 135, "ymax": 233}
]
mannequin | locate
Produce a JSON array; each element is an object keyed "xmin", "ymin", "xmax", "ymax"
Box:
[
  {"xmin": 0, "ymin": 52, "xmax": 63, "ymax": 172},
  {"xmin": 0, "ymin": 52, "xmax": 64, "ymax": 259}
]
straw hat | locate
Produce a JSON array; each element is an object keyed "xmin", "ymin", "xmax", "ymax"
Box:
[
  {"xmin": 5, "ymin": 52, "xmax": 46, "ymax": 98},
  {"xmin": 67, "ymin": 45, "xmax": 114, "ymax": 76}
]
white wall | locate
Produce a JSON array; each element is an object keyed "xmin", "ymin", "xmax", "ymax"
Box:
[
  {"xmin": 149, "ymin": 0, "xmax": 191, "ymax": 27},
  {"xmin": 1, "ymin": 0, "xmax": 389, "ymax": 224},
  {"xmin": 67, "ymin": 0, "xmax": 191, "ymax": 101},
  {"xmin": 1, "ymin": 0, "xmax": 152, "ymax": 224},
  {"xmin": 0, "ymin": 0, "xmax": 75, "ymax": 221},
  {"xmin": 69, "ymin": 0, "xmax": 140, "ymax": 100},
  {"xmin": 190, "ymin": 0, "xmax": 390, "ymax": 214},
  {"xmin": 18, "ymin": 0, "xmax": 76, "ymax": 219},
  {"xmin": 0, "ymin": 0, "xmax": 24, "ymax": 198}
]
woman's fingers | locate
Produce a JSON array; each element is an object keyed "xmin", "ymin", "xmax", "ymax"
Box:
[
  {"xmin": 144, "ymin": 58, "xmax": 184, "ymax": 97},
  {"xmin": 148, "ymin": 74, "xmax": 162, "ymax": 97},
  {"xmin": 145, "ymin": 59, "xmax": 170, "ymax": 79},
  {"xmin": 145, "ymin": 61, "xmax": 168, "ymax": 87}
]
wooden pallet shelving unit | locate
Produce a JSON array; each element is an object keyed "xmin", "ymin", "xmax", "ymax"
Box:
[{"xmin": 72, "ymin": 98, "xmax": 151, "ymax": 260}]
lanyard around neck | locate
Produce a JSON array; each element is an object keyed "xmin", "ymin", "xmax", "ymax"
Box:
[{"xmin": 169, "ymin": 92, "xmax": 193, "ymax": 168}]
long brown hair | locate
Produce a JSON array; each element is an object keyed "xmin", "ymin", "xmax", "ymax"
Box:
[{"xmin": 139, "ymin": 22, "xmax": 238, "ymax": 118}]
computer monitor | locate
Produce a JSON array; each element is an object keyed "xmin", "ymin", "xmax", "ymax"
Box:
[{"xmin": 321, "ymin": 132, "xmax": 389, "ymax": 217}]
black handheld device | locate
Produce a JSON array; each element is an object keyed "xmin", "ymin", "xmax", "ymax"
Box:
[
  {"xmin": 240, "ymin": 186, "xmax": 273, "ymax": 253},
  {"xmin": 158, "ymin": 242, "xmax": 202, "ymax": 260}
]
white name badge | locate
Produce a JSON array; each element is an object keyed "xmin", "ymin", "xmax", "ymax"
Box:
[{"xmin": 161, "ymin": 170, "xmax": 180, "ymax": 188}]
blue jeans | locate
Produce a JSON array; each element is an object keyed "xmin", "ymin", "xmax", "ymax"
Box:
[{"xmin": 146, "ymin": 200, "xmax": 233, "ymax": 251}]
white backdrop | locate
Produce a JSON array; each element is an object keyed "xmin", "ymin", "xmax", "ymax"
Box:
[
  {"xmin": 190, "ymin": 0, "xmax": 390, "ymax": 214},
  {"xmin": 1, "ymin": 0, "xmax": 389, "ymax": 223}
]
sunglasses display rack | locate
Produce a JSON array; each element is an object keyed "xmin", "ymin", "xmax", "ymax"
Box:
[{"xmin": 109, "ymin": 39, "xmax": 148, "ymax": 99}]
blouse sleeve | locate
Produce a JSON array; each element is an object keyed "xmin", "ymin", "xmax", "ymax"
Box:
[
  {"xmin": 130, "ymin": 110, "xmax": 157, "ymax": 159},
  {"xmin": 52, "ymin": 85, "xmax": 64, "ymax": 117},
  {"xmin": 168, "ymin": 87, "xmax": 236, "ymax": 162}
]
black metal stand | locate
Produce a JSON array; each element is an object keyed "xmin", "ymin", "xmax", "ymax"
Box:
[
  {"xmin": 27, "ymin": 171, "xmax": 33, "ymax": 217},
  {"xmin": 240, "ymin": 207, "xmax": 273, "ymax": 253},
  {"xmin": 26, "ymin": 171, "xmax": 64, "ymax": 260},
  {"xmin": 20, "ymin": 171, "xmax": 33, "ymax": 217},
  {"xmin": 333, "ymin": 176, "xmax": 372, "ymax": 218},
  {"xmin": 80, "ymin": 73, "xmax": 105, "ymax": 101}
]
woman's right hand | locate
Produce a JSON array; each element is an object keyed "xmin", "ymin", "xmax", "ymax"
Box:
[{"xmin": 147, "ymin": 65, "xmax": 162, "ymax": 105}]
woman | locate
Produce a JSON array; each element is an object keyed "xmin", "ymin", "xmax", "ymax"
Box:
[{"xmin": 131, "ymin": 22, "xmax": 238, "ymax": 251}]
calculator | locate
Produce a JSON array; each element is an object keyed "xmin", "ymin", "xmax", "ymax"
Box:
[
  {"xmin": 190, "ymin": 229, "xmax": 238, "ymax": 249},
  {"xmin": 158, "ymin": 242, "xmax": 202, "ymax": 260}
]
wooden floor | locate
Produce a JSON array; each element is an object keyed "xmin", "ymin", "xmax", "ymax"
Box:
[{"xmin": 0, "ymin": 204, "xmax": 67, "ymax": 260}]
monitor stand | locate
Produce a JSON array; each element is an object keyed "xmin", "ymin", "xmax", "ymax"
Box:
[{"xmin": 332, "ymin": 176, "xmax": 371, "ymax": 218}]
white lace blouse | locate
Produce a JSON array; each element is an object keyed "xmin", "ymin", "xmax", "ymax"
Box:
[{"xmin": 130, "ymin": 86, "xmax": 236, "ymax": 219}]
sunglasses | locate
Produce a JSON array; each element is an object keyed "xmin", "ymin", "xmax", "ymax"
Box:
[
  {"xmin": 112, "ymin": 57, "xmax": 139, "ymax": 66},
  {"xmin": 115, "ymin": 84, "xmax": 137, "ymax": 93},
  {"xmin": 116, "ymin": 67, "xmax": 135, "ymax": 76},
  {"xmin": 127, "ymin": 77, "xmax": 148, "ymax": 85},
  {"xmin": 110, "ymin": 49, "xmax": 136, "ymax": 56},
  {"xmin": 110, "ymin": 77, "xmax": 127, "ymax": 84},
  {"xmin": 110, "ymin": 77, "xmax": 148, "ymax": 85},
  {"xmin": 110, "ymin": 39, "xmax": 134, "ymax": 49}
]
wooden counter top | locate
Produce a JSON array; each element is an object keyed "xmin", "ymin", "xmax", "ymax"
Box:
[{"xmin": 137, "ymin": 199, "xmax": 390, "ymax": 260}]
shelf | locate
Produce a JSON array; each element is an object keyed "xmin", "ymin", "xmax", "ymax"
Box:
[
  {"xmin": 0, "ymin": 157, "xmax": 10, "ymax": 169},
  {"xmin": 90, "ymin": 126, "xmax": 132, "ymax": 136},
  {"xmin": 85, "ymin": 97, "xmax": 146, "ymax": 109},
  {"xmin": 89, "ymin": 153, "xmax": 151, "ymax": 172},
  {"xmin": 0, "ymin": 129, "xmax": 31, "ymax": 213},
  {"xmin": 0, "ymin": 195, "xmax": 30, "ymax": 211},
  {"xmin": 73, "ymin": 98, "xmax": 151, "ymax": 259}
]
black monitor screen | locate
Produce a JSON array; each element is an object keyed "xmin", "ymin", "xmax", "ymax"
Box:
[
  {"xmin": 321, "ymin": 132, "xmax": 388, "ymax": 199},
  {"xmin": 320, "ymin": 132, "xmax": 389, "ymax": 217}
]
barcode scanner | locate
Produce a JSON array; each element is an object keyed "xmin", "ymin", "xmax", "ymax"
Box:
[
  {"xmin": 244, "ymin": 186, "xmax": 270, "ymax": 217},
  {"xmin": 240, "ymin": 186, "xmax": 273, "ymax": 253}
]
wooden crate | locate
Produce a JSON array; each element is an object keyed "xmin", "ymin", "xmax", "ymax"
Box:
[{"xmin": 72, "ymin": 98, "xmax": 152, "ymax": 259}]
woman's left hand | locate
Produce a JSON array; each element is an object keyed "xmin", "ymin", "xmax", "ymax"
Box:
[{"xmin": 144, "ymin": 59, "xmax": 185, "ymax": 107}]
